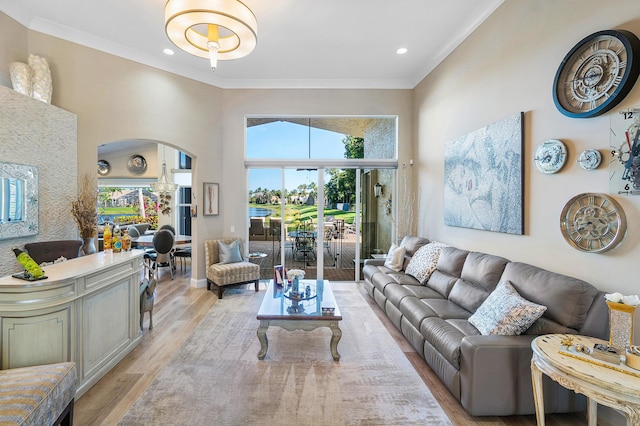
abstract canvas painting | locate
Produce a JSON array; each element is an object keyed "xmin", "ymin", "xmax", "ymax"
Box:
[{"xmin": 444, "ymin": 112, "xmax": 524, "ymax": 234}]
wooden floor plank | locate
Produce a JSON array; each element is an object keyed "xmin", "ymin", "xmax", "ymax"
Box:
[{"xmin": 74, "ymin": 266, "xmax": 586, "ymax": 425}]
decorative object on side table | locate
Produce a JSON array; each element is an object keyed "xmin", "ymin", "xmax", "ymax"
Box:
[
  {"xmin": 70, "ymin": 174, "xmax": 98, "ymax": 255},
  {"xmin": 604, "ymin": 292, "xmax": 639, "ymax": 352}
]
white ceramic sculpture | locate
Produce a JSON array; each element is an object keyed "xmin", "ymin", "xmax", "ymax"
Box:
[
  {"xmin": 9, "ymin": 62, "xmax": 33, "ymax": 96},
  {"xmin": 28, "ymin": 54, "xmax": 52, "ymax": 103}
]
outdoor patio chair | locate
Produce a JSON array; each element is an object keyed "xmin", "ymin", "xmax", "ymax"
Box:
[{"xmin": 249, "ymin": 217, "xmax": 266, "ymax": 239}]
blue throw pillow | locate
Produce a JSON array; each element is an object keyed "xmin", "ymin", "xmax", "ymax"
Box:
[{"xmin": 218, "ymin": 240, "xmax": 242, "ymax": 264}]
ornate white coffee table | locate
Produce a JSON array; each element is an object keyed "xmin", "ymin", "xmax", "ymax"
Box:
[
  {"xmin": 256, "ymin": 279, "xmax": 342, "ymax": 361},
  {"xmin": 531, "ymin": 334, "xmax": 640, "ymax": 425}
]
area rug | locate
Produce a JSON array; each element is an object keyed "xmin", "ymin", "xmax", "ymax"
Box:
[{"xmin": 119, "ymin": 283, "xmax": 452, "ymax": 425}]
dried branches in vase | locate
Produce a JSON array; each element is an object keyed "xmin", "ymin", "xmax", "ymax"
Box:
[{"xmin": 71, "ymin": 174, "xmax": 98, "ymax": 238}]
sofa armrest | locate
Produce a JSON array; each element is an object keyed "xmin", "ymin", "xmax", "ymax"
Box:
[
  {"xmin": 459, "ymin": 335, "xmax": 537, "ymax": 416},
  {"xmin": 364, "ymin": 258, "xmax": 385, "ymax": 266}
]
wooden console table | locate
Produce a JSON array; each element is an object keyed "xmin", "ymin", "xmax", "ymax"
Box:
[
  {"xmin": 531, "ymin": 334, "xmax": 640, "ymax": 425},
  {"xmin": 0, "ymin": 250, "xmax": 144, "ymax": 397}
]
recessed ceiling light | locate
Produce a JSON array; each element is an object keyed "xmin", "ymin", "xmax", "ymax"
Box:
[
  {"xmin": 396, "ymin": 47, "xmax": 408, "ymax": 55},
  {"xmin": 163, "ymin": 48, "xmax": 175, "ymax": 55}
]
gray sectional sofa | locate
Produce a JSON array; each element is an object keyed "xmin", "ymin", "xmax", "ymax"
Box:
[{"xmin": 362, "ymin": 236, "xmax": 609, "ymax": 416}]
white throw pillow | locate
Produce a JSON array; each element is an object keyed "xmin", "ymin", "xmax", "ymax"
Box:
[
  {"xmin": 218, "ymin": 240, "xmax": 243, "ymax": 264},
  {"xmin": 405, "ymin": 241, "xmax": 448, "ymax": 285},
  {"xmin": 468, "ymin": 280, "xmax": 547, "ymax": 336},
  {"xmin": 383, "ymin": 244, "xmax": 406, "ymax": 272}
]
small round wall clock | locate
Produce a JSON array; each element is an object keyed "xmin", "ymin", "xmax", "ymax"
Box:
[
  {"xmin": 577, "ymin": 149, "xmax": 602, "ymax": 170},
  {"xmin": 534, "ymin": 139, "xmax": 567, "ymax": 174},
  {"xmin": 560, "ymin": 192, "xmax": 627, "ymax": 253},
  {"xmin": 553, "ymin": 29, "xmax": 640, "ymax": 118}
]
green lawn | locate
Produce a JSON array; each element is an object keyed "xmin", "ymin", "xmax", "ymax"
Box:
[{"xmin": 250, "ymin": 203, "xmax": 356, "ymax": 229}]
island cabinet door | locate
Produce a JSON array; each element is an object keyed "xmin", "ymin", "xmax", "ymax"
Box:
[
  {"xmin": 81, "ymin": 275, "xmax": 135, "ymax": 382},
  {"xmin": 1, "ymin": 304, "xmax": 73, "ymax": 369}
]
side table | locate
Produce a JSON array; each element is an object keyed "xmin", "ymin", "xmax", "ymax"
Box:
[{"xmin": 531, "ymin": 334, "xmax": 640, "ymax": 425}]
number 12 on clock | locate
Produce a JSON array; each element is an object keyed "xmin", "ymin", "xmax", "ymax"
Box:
[{"xmin": 610, "ymin": 106, "xmax": 640, "ymax": 195}]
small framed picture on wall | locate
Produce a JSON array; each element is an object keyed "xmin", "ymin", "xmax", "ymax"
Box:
[{"xmin": 203, "ymin": 182, "xmax": 219, "ymax": 216}]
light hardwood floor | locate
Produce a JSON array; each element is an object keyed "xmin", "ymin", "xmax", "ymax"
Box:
[{"xmin": 75, "ymin": 266, "xmax": 586, "ymax": 425}]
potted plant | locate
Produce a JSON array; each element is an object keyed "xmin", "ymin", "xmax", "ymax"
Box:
[{"xmin": 71, "ymin": 173, "xmax": 98, "ymax": 255}]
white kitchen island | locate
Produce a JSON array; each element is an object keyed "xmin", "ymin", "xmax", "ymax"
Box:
[{"xmin": 0, "ymin": 250, "xmax": 144, "ymax": 397}]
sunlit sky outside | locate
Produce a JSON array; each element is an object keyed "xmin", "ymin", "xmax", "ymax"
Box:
[{"xmin": 247, "ymin": 121, "xmax": 347, "ymax": 191}]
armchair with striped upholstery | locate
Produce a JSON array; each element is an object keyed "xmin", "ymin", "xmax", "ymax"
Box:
[{"xmin": 204, "ymin": 238, "xmax": 260, "ymax": 299}]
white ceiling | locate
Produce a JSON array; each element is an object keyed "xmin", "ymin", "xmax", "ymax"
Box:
[{"xmin": 0, "ymin": 0, "xmax": 504, "ymax": 89}]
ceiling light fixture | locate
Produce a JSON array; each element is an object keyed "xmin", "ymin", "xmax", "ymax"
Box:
[
  {"xmin": 151, "ymin": 147, "xmax": 179, "ymax": 193},
  {"xmin": 165, "ymin": 0, "xmax": 258, "ymax": 72},
  {"xmin": 396, "ymin": 47, "xmax": 408, "ymax": 55}
]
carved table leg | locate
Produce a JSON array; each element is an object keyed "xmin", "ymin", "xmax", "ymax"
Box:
[
  {"xmin": 329, "ymin": 321, "xmax": 342, "ymax": 361},
  {"xmin": 587, "ymin": 398, "xmax": 597, "ymax": 426},
  {"xmin": 531, "ymin": 358, "xmax": 545, "ymax": 426},
  {"xmin": 257, "ymin": 320, "xmax": 269, "ymax": 360}
]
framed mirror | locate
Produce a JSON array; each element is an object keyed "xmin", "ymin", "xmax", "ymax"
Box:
[{"xmin": 0, "ymin": 162, "xmax": 39, "ymax": 240}]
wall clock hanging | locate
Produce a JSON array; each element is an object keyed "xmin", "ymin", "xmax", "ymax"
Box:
[
  {"xmin": 560, "ymin": 192, "xmax": 626, "ymax": 253},
  {"xmin": 97, "ymin": 159, "xmax": 110, "ymax": 176},
  {"xmin": 127, "ymin": 154, "xmax": 147, "ymax": 175},
  {"xmin": 577, "ymin": 149, "xmax": 602, "ymax": 170},
  {"xmin": 553, "ymin": 29, "xmax": 640, "ymax": 118},
  {"xmin": 610, "ymin": 105, "xmax": 640, "ymax": 194},
  {"xmin": 534, "ymin": 139, "xmax": 567, "ymax": 174}
]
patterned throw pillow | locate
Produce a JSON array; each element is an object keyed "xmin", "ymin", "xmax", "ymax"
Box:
[
  {"xmin": 218, "ymin": 240, "xmax": 243, "ymax": 264},
  {"xmin": 383, "ymin": 244, "xmax": 406, "ymax": 272},
  {"xmin": 405, "ymin": 242, "xmax": 448, "ymax": 285},
  {"xmin": 468, "ymin": 280, "xmax": 547, "ymax": 336}
]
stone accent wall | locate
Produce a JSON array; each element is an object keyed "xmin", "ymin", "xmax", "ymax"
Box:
[{"xmin": 0, "ymin": 85, "xmax": 77, "ymax": 276}]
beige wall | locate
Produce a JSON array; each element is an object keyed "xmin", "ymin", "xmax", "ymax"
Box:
[
  {"xmin": 0, "ymin": 14, "xmax": 413, "ymax": 286},
  {"xmin": 414, "ymin": 3, "xmax": 639, "ymax": 422}
]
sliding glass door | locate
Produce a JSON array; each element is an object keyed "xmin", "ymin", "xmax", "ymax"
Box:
[{"xmin": 245, "ymin": 116, "xmax": 398, "ymax": 283}]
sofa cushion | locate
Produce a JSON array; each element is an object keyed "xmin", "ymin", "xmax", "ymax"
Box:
[
  {"xmin": 468, "ymin": 280, "xmax": 547, "ymax": 336},
  {"xmin": 422, "ymin": 299, "xmax": 472, "ymax": 320},
  {"xmin": 218, "ymin": 240, "xmax": 242, "ymax": 264},
  {"xmin": 420, "ymin": 317, "xmax": 465, "ymax": 369},
  {"xmin": 405, "ymin": 241, "xmax": 448, "ymax": 285},
  {"xmin": 399, "ymin": 235, "xmax": 430, "ymax": 256},
  {"xmin": 501, "ymin": 262, "xmax": 599, "ymax": 330},
  {"xmin": 399, "ymin": 296, "xmax": 438, "ymax": 330},
  {"xmin": 404, "ymin": 284, "xmax": 445, "ymax": 300},
  {"xmin": 383, "ymin": 244, "xmax": 405, "ymax": 271},
  {"xmin": 448, "ymin": 252, "xmax": 510, "ymax": 313}
]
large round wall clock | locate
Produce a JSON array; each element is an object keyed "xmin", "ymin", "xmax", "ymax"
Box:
[
  {"xmin": 553, "ymin": 29, "xmax": 640, "ymax": 118},
  {"xmin": 560, "ymin": 192, "xmax": 627, "ymax": 253}
]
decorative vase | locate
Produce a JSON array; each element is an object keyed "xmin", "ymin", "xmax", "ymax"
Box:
[
  {"xmin": 28, "ymin": 54, "xmax": 52, "ymax": 103},
  {"xmin": 9, "ymin": 62, "xmax": 32, "ymax": 96},
  {"xmin": 606, "ymin": 301, "xmax": 636, "ymax": 351},
  {"xmin": 82, "ymin": 237, "xmax": 97, "ymax": 256},
  {"xmin": 292, "ymin": 276, "xmax": 299, "ymax": 292}
]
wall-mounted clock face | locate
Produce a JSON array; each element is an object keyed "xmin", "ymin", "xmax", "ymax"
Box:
[
  {"xmin": 553, "ymin": 29, "xmax": 640, "ymax": 118},
  {"xmin": 610, "ymin": 106, "xmax": 640, "ymax": 194},
  {"xmin": 578, "ymin": 149, "xmax": 601, "ymax": 170},
  {"xmin": 534, "ymin": 139, "xmax": 567, "ymax": 174},
  {"xmin": 560, "ymin": 192, "xmax": 626, "ymax": 253}
]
